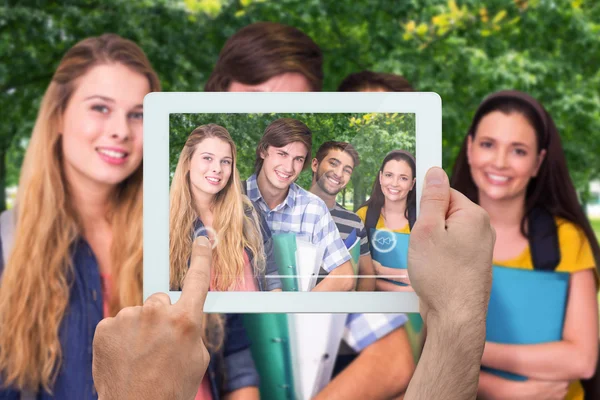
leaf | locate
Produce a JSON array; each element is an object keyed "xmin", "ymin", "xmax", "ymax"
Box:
[
  {"xmin": 492, "ymin": 10, "xmax": 507, "ymax": 24},
  {"xmin": 448, "ymin": 0, "xmax": 459, "ymax": 15},
  {"xmin": 416, "ymin": 22, "xmax": 429, "ymax": 37}
]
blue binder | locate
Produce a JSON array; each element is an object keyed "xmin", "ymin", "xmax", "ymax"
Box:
[
  {"xmin": 369, "ymin": 229, "xmax": 410, "ymax": 286},
  {"xmin": 483, "ymin": 265, "xmax": 570, "ymax": 380}
]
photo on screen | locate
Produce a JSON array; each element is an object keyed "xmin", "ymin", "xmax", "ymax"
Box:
[{"xmin": 169, "ymin": 112, "xmax": 418, "ymax": 293}]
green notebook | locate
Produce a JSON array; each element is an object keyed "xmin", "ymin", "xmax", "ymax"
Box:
[
  {"xmin": 243, "ymin": 313, "xmax": 295, "ymax": 400},
  {"xmin": 272, "ymin": 233, "xmax": 299, "ymax": 292}
]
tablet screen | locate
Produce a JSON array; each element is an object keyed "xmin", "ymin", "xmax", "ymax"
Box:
[{"xmin": 169, "ymin": 112, "xmax": 417, "ymax": 293}]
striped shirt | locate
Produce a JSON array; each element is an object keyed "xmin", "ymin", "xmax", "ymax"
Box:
[{"xmin": 330, "ymin": 203, "xmax": 370, "ymax": 256}]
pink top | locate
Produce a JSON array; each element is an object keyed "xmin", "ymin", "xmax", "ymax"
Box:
[
  {"xmin": 210, "ymin": 251, "xmax": 259, "ymax": 292},
  {"xmin": 100, "ymin": 273, "xmax": 112, "ymax": 318},
  {"xmin": 195, "ymin": 374, "xmax": 213, "ymax": 400}
]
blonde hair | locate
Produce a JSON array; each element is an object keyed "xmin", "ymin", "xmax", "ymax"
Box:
[
  {"xmin": 169, "ymin": 124, "xmax": 265, "ymax": 349},
  {"xmin": 0, "ymin": 34, "xmax": 160, "ymax": 392}
]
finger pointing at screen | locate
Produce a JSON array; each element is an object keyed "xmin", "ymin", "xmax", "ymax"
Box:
[{"xmin": 92, "ymin": 236, "xmax": 212, "ymax": 400}]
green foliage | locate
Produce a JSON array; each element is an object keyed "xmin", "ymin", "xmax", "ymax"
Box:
[
  {"xmin": 169, "ymin": 113, "xmax": 415, "ymax": 206},
  {"xmin": 2, "ymin": 0, "xmax": 599, "ymax": 211}
]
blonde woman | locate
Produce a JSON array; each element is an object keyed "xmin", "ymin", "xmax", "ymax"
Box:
[
  {"xmin": 169, "ymin": 124, "xmax": 282, "ymax": 399},
  {"xmin": 0, "ymin": 34, "xmax": 159, "ymax": 399},
  {"xmin": 170, "ymin": 123, "xmax": 281, "ymax": 293}
]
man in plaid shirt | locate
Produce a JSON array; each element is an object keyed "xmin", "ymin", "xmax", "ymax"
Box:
[
  {"xmin": 309, "ymin": 140, "xmax": 416, "ymax": 399},
  {"xmin": 245, "ymin": 118, "xmax": 355, "ymax": 291}
]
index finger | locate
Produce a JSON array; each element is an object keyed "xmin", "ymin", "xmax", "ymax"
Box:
[{"xmin": 177, "ymin": 236, "xmax": 212, "ymax": 320}]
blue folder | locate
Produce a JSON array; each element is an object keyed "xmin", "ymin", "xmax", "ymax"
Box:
[
  {"xmin": 369, "ymin": 229, "xmax": 410, "ymax": 286},
  {"xmin": 483, "ymin": 265, "xmax": 569, "ymax": 380},
  {"xmin": 344, "ymin": 228, "xmax": 357, "ymax": 249}
]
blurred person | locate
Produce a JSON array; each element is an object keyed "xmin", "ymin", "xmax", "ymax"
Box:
[
  {"xmin": 337, "ymin": 70, "xmax": 414, "ymax": 92},
  {"xmin": 0, "ymin": 33, "xmax": 159, "ymax": 399},
  {"xmin": 357, "ymin": 150, "xmax": 417, "ymax": 292},
  {"xmin": 205, "ymin": 21, "xmax": 322, "ymax": 92},
  {"xmin": 309, "ymin": 141, "xmax": 415, "ymax": 399},
  {"xmin": 451, "ymin": 90, "xmax": 599, "ymax": 400},
  {"xmin": 91, "ymin": 167, "xmax": 497, "ymax": 400},
  {"xmin": 169, "ymin": 123, "xmax": 281, "ymax": 293}
]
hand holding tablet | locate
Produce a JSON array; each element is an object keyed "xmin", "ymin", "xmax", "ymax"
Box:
[{"xmin": 92, "ymin": 236, "xmax": 212, "ymax": 400}]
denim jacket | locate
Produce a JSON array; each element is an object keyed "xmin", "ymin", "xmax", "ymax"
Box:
[
  {"xmin": 0, "ymin": 238, "xmax": 106, "ymax": 400},
  {"xmin": 0, "ymin": 237, "xmax": 260, "ymax": 400}
]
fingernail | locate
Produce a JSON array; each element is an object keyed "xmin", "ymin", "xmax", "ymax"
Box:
[
  {"xmin": 426, "ymin": 168, "xmax": 445, "ymax": 186},
  {"xmin": 194, "ymin": 236, "xmax": 210, "ymax": 247}
]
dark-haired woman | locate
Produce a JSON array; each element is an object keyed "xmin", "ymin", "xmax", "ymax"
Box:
[
  {"xmin": 356, "ymin": 150, "xmax": 416, "ymax": 291},
  {"xmin": 451, "ymin": 90, "xmax": 599, "ymax": 400}
]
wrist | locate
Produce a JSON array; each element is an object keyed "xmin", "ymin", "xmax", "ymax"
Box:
[{"xmin": 426, "ymin": 310, "xmax": 487, "ymax": 363}]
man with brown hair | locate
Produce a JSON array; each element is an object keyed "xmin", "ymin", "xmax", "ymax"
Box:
[
  {"xmin": 338, "ymin": 70, "xmax": 415, "ymax": 92},
  {"xmin": 245, "ymin": 118, "xmax": 356, "ymax": 291},
  {"xmin": 205, "ymin": 21, "xmax": 322, "ymax": 92}
]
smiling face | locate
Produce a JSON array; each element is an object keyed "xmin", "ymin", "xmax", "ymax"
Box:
[
  {"xmin": 467, "ymin": 111, "xmax": 546, "ymax": 203},
  {"xmin": 59, "ymin": 63, "xmax": 149, "ymax": 190},
  {"xmin": 189, "ymin": 137, "xmax": 234, "ymax": 200},
  {"xmin": 259, "ymin": 141, "xmax": 308, "ymax": 192},
  {"xmin": 379, "ymin": 159, "xmax": 415, "ymax": 203},
  {"xmin": 312, "ymin": 149, "xmax": 355, "ymax": 196}
]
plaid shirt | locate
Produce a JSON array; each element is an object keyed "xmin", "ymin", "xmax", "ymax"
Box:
[
  {"xmin": 245, "ymin": 174, "xmax": 351, "ymax": 272},
  {"xmin": 342, "ymin": 313, "xmax": 408, "ymax": 352}
]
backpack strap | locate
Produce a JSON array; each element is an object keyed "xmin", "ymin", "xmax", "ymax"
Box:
[
  {"xmin": 528, "ymin": 207, "xmax": 560, "ymax": 271},
  {"xmin": 364, "ymin": 205, "xmax": 379, "ymax": 245}
]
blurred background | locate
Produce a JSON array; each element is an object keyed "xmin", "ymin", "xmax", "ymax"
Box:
[{"xmin": 2, "ymin": 0, "xmax": 599, "ymax": 242}]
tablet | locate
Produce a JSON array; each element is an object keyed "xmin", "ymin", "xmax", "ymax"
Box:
[{"xmin": 143, "ymin": 92, "xmax": 441, "ymax": 312}]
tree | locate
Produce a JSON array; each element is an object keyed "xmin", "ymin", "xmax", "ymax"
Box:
[{"xmin": 2, "ymin": 0, "xmax": 599, "ymax": 211}]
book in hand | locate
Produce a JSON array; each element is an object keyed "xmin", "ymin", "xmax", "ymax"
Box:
[
  {"xmin": 369, "ymin": 228, "xmax": 410, "ymax": 286},
  {"xmin": 483, "ymin": 265, "xmax": 569, "ymax": 381},
  {"xmin": 271, "ymin": 233, "xmax": 325, "ymax": 292},
  {"xmin": 288, "ymin": 313, "xmax": 348, "ymax": 400}
]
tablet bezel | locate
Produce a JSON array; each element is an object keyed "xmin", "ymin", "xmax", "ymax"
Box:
[{"xmin": 143, "ymin": 92, "xmax": 441, "ymax": 313}]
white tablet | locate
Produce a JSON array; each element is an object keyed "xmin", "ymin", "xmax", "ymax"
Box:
[{"xmin": 143, "ymin": 92, "xmax": 441, "ymax": 313}]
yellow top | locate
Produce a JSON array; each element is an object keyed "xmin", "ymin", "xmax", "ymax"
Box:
[
  {"xmin": 356, "ymin": 205, "xmax": 410, "ymax": 234},
  {"xmin": 494, "ymin": 217, "xmax": 598, "ymax": 400}
]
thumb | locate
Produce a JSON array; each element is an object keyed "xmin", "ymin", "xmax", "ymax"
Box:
[{"xmin": 415, "ymin": 167, "xmax": 450, "ymax": 233}]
